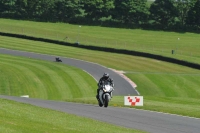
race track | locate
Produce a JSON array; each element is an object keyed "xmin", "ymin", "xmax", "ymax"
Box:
[
  {"xmin": 1, "ymin": 48, "xmax": 200, "ymax": 133},
  {"xmin": 0, "ymin": 48, "xmax": 138, "ymax": 96},
  {"xmin": 0, "ymin": 95, "xmax": 200, "ymax": 133}
]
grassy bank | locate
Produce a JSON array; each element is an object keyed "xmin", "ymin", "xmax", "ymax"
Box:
[
  {"xmin": 0, "ymin": 99, "xmax": 145, "ymax": 133},
  {"xmin": 0, "ymin": 19, "xmax": 199, "ymax": 64},
  {"xmin": 0, "ymin": 54, "xmax": 96, "ymax": 100}
]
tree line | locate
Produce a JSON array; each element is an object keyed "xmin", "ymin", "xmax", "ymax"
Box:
[{"xmin": 0, "ymin": 0, "xmax": 200, "ymax": 31}]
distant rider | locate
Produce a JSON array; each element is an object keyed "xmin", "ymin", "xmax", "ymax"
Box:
[{"xmin": 96, "ymin": 73, "xmax": 114, "ymax": 100}]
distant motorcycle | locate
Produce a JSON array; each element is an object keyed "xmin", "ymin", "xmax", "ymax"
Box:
[
  {"xmin": 98, "ymin": 81, "xmax": 114, "ymax": 107},
  {"xmin": 55, "ymin": 57, "xmax": 62, "ymax": 62}
]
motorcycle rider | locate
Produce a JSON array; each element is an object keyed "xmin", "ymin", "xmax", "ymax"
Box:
[{"xmin": 96, "ymin": 73, "xmax": 114, "ymax": 101}]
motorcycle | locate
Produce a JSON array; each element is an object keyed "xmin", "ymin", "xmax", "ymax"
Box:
[
  {"xmin": 55, "ymin": 57, "xmax": 62, "ymax": 62},
  {"xmin": 98, "ymin": 81, "xmax": 114, "ymax": 107}
]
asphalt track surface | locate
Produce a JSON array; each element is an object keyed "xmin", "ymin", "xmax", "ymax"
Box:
[{"xmin": 1, "ymin": 48, "xmax": 200, "ymax": 133}]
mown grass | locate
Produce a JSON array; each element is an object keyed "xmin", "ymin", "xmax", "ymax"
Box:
[
  {"xmin": 0, "ymin": 54, "xmax": 97, "ymax": 100},
  {"xmin": 126, "ymin": 73, "xmax": 200, "ymax": 98},
  {"xmin": 0, "ymin": 98, "xmax": 145, "ymax": 133},
  {"xmin": 0, "ymin": 36, "xmax": 200, "ymax": 118},
  {"xmin": 0, "ymin": 18, "xmax": 199, "ymax": 64}
]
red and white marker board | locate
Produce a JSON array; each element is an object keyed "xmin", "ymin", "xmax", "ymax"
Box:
[{"xmin": 124, "ymin": 96, "xmax": 143, "ymax": 106}]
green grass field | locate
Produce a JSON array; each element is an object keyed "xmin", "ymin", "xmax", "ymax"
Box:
[
  {"xmin": 0, "ymin": 19, "xmax": 199, "ymax": 64},
  {"xmin": 0, "ymin": 99, "xmax": 145, "ymax": 133},
  {"xmin": 0, "ymin": 54, "xmax": 97, "ymax": 100},
  {"xmin": 126, "ymin": 73, "xmax": 200, "ymax": 98},
  {"xmin": 0, "ymin": 36, "xmax": 200, "ymax": 118}
]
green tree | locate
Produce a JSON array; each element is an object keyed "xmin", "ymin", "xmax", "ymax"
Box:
[
  {"xmin": 0, "ymin": 0, "xmax": 16, "ymax": 17},
  {"xmin": 0, "ymin": 0, "xmax": 8, "ymax": 14},
  {"xmin": 25, "ymin": 0, "xmax": 54, "ymax": 20},
  {"xmin": 175, "ymin": 0, "xmax": 196, "ymax": 26},
  {"xmin": 53, "ymin": 0, "xmax": 80, "ymax": 22},
  {"xmin": 186, "ymin": 0, "xmax": 200, "ymax": 26},
  {"xmin": 39, "ymin": 0, "xmax": 55, "ymax": 21},
  {"xmin": 150, "ymin": 0, "xmax": 178, "ymax": 29},
  {"xmin": 113, "ymin": 0, "xmax": 149, "ymax": 24},
  {"xmin": 15, "ymin": 0, "xmax": 28, "ymax": 18},
  {"xmin": 83, "ymin": 0, "xmax": 114, "ymax": 20},
  {"xmin": 26, "ymin": 0, "xmax": 40, "ymax": 19}
]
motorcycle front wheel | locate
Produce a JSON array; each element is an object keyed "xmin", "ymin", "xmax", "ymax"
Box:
[{"xmin": 104, "ymin": 95, "xmax": 109, "ymax": 107}]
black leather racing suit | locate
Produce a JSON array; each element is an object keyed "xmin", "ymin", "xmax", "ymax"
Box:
[{"xmin": 96, "ymin": 77, "xmax": 114, "ymax": 100}]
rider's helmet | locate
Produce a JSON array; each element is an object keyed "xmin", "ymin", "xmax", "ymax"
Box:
[{"xmin": 103, "ymin": 73, "xmax": 109, "ymax": 80}]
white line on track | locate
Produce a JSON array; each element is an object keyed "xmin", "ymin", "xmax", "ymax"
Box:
[
  {"xmin": 82, "ymin": 70, "xmax": 97, "ymax": 82},
  {"xmin": 128, "ymin": 108, "xmax": 200, "ymax": 120},
  {"xmin": 109, "ymin": 68, "xmax": 140, "ymax": 95}
]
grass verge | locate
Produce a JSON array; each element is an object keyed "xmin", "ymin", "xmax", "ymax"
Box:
[
  {"xmin": 0, "ymin": 54, "xmax": 97, "ymax": 100},
  {"xmin": 0, "ymin": 18, "xmax": 199, "ymax": 64},
  {"xmin": 0, "ymin": 98, "xmax": 145, "ymax": 133}
]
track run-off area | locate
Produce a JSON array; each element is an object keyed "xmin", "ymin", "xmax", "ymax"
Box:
[{"xmin": 0, "ymin": 48, "xmax": 200, "ymax": 133}]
